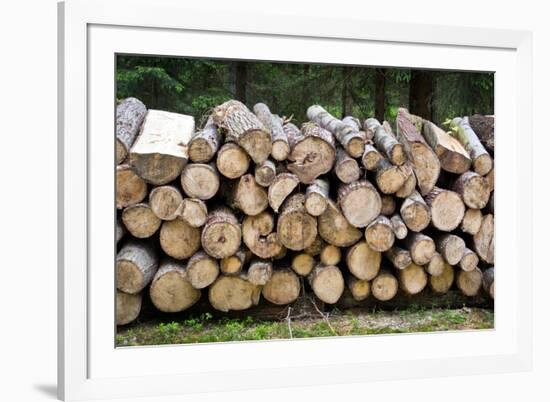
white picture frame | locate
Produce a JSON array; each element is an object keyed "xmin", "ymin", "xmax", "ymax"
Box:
[{"xmin": 58, "ymin": 0, "xmax": 533, "ymax": 400}]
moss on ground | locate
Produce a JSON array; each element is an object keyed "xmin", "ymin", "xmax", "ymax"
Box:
[{"xmin": 116, "ymin": 307, "xmax": 494, "ymax": 347}]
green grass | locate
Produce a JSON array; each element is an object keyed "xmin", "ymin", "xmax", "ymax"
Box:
[{"xmin": 116, "ymin": 307, "xmax": 494, "ymax": 347}]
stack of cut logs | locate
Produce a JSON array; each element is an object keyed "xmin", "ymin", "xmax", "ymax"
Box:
[{"xmin": 115, "ymin": 97, "xmax": 495, "ymax": 325}]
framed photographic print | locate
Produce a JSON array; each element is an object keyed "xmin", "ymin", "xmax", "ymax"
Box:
[{"xmin": 58, "ymin": 0, "xmax": 533, "ymax": 400}]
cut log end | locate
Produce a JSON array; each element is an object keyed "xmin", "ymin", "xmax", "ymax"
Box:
[
  {"xmin": 181, "ymin": 163, "xmax": 220, "ymax": 200},
  {"xmin": 116, "ymin": 291, "xmax": 142, "ymax": 325},
  {"xmin": 309, "ymin": 264, "xmax": 345, "ymax": 304},
  {"xmin": 291, "ymin": 253, "xmax": 315, "ymax": 276},
  {"xmin": 160, "ymin": 219, "xmax": 202, "ymax": 260},
  {"xmin": 180, "ymin": 198, "xmax": 208, "ymax": 228},
  {"xmin": 425, "ymin": 188, "xmax": 465, "ymax": 232},
  {"xmin": 149, "ymin": 262, "xmax": 201, "ymax": 313},
  {"xmin": 348, "ymin": 277, "xmax": 371, "ymax": 301},
  {"xmin": 121, "ymin": 203, "xmax": 162, "ymax": 239},
  {"xmin": 371, "ymin": 271, "xmax": 398, "ymax": 301},
  {"xmin": 456, "ymin": 267, "xmax": 483, "ymax": 297},
  {"xmin": 216, "ymin": 143, "xmax": 250, "ymax": 179},
  {"xmin": 399, "ymin": 263, "xmax": 428, "ymax": 295},
  {"xmin": 116, "ymin": 165, "xmax": 147, "ymax": 209},
  {"xmin": 208, "ymin": 276, "xmax": 261, "ymax": 312},
  {"xmin": 346, "ymin": 241, "xmax": 381, "ymax": 280},
  {"xmin": 365, "ymin": 215, "xmax": 395, "ymax": 252},
  {"xmin": 201, "ymin": 207, "xmax": 242, "ymax": 259},
  {"xmin": 429, "ymin": 263, "xmax": 455, "ymax": 294},
  {"xmin": 262, "ymin": 269, "xmax": 301, "ymax": 305},
  {"xmin": 338, "ymin": 180, "xmax": 382, "ymax": 228}
]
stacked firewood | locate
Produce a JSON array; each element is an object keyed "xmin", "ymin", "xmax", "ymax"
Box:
[{"xmin": 115, "ymin": 97, "xmax": 495, "ymax": 325}]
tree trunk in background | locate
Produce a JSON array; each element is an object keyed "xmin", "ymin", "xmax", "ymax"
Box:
[
  {"xmin": 375, "ymin": 68, "xmax": 386, "ymax": 122},
  {"xmin": 409, "ymin": 70, "xmax": 433, "ymax": 120},
  {"xmin": 341, "ymin": 66, "xmax": 353, "ymax": 118},
  {"xmin": 235, "ymin": 62, "xmax": 248, "ymax": 103}
]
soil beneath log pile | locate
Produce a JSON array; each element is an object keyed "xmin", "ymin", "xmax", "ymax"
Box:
[{"xmin": 116, "ymin": 306, "xmax": 494, "ymax": 347}]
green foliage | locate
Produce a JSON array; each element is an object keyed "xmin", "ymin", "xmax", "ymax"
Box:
[
  {"xmin": 116, "ymin": 308, "xmax": 494, "ymax": 346},
  {"xmin": 116, "ymin": 55, "xmax": 493, "ymax": 126}
]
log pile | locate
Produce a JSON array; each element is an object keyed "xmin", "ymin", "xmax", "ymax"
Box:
[{"xmin": 115, "ymin": 98, "xmax": 495, "ymax": 325}]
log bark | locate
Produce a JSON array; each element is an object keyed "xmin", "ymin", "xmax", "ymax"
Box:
[
  {"xmin": 338, "ymin": 180, "xmax": 382, "ymax": 228},
  {"xmin": 121, "ymin": 203, "xmax": 161, "ymax": 238},
  {"xmin": 116, "ymin": 291, "xmax": 142, "ymax": 325},
  {"xmin": 380, "ymin": 195, "xmax": 396, "ymax": 216},
  {"xmin": 220, "ymin": 248, "xmax": 249, "ymax": 276},
  {"xmin": 467, "ymin": 114, "xmax": 494, "ymax": 154},
  {"xmin": 404, "ymin": 232, "xmax": 436, "ymax": 265},
  {"xmin": 242, "ymin": 211, "xmax": 284, "ymax": 259},
  {"xmin": 390, "ymin": 214, "xmax": 408, "ymax": 239},
  {"xmin": 116, "ymin": 164, "xmax": 147, "ymax": 209},
  {"xmin": 429, "ymin": 262, "xmax": 455, "ymax": 294},
  {"xmin": 347, "ymin": 277, "xmax": 371, "ymax": 302},
  {"xmin": 291, "ymin": 253, "xmax": 315, "ymax": 276},
  {"xmin": 424, "ymin": 187, "xmax": 465, "ymax": 231},
  {"xmin": 371, "ymin": 270, "xmax": 398, "ymax": 301},
  {"xmin": 318, "ymin": 199, "xmax": 363, "ymax": 247},
  {"xmin": 116, "ymin": 218, "xmax": 125, "ymax": 244},
  {"xmin": 436, "ymin": 234, "xmax": 466, "ymax": 265},
  {"xmin": 365, "ymin": 215, "xmax": 395, "ymax": 252},
  {"xmin": 473, "ymin": 214, "xmax": 494, "ymax": 264},
  {"xmin": 461, "ymin": 208, "xmax": 483, "ymax": 235},
  {"xmin": 149, "ymin": 259, "xmax": 201, "ymax": 313},
  {"xmin": 395, "ymin": 162, "xmax": 417, "ymax": 198},
  {"xmin": 482, "ymin": 267, "xmax": 495, "ymax": 299},
  {"xmin": 425, "ymin": 252, "xmax": 445, "ymax": 276},
  {"xmin": 227, "ymin": 174, "xmax": 269, "ymax": 216},
  {"xmin": 305, "ymin": 179, "xmax": 329, "ymax": 216},
  {"xmin": 485, "ymin": 168, "xmax": 495, "ymax": 192},
  {"xmin": 268, "ymin": 172, "xmax": 300, "ymax": 213},
  {"xmin": 362, "ymin": 143, "xmax": 383, "ymax": 171},
  {"xmin": 201, "ymin": 206, "xmax": 242, "ymax": 258},
  {"xmin": 159, "ymin": 219, "xmax": 201, "ymax": 260},
  {"xmin": 384, "ymin": 246, "xmax": 412, "ymax": 270},
  {"xmin": 286, "ymin": 122, "xmax": 336, "ymax": 183},
  {"xmin": 399, "ymin": 190, "xmax": 431, "ymax": 232},
  {"xmin": 459, "ymin": 248, "xmax": 479, "ymax": 272},
  {"xmin": 179, "ymin": 198, "xmax": 208, "ymax": 228},
  {"xmin": 262, "ymin": 268, "xmax": 301, "ymax": 305},
  {"xmin": 365, "ymin": 118, "xmax": 407, "ymax": 165},
  {"xmin": 212, "ymin": 100, "xmax": 272, "ymax": 164},
  {"xmin": 216, "ymin": 142, "xmax": 250, "ymax": 179},
  {"xmin": 398, "ymin": 263, "xmax": 428, "ymax": 295},
  {"xmin": 375, "ymin": 158, "xmax": 408, "ymax": 194},
  {"xmin": 320, "ymin": 244, "xmax": 342, "ymax": 266},
  {"xmin": 346, "ymin": 241, "xmax": 381, "ymax": 280},
  {"xmin": 208, "ymin": 276, "xmax": 261, "ymax": 312},
  {"xmin": 449, "ymin": 117, "xmax": 493, "ymax": 176},
  {"xmin": 456, "ymin": 267, "xmax": 483, "ymax": 297},
  {"xmin": 149, "ymin": 185, "xmax": 183, "ymax": 221},
  {"xmin": 188, "ymin": 117, "xmax": 221, "ymax": 163},
  {"xmin": 186, "ymin": 251, "xmax": 220, "ymax": 289},
  {"xmin": 116, "ymin": 98, "xmax": 147, "ymax": 164},
  {"xmin": 307, "ymin": 105, "xmax": 365, "ymax": 158},
  {"xmin": 422, "ymin": 120, "xmax": 471, "ymax": 174},
  {"xmin": 254, "ymin": 160, "xmax": 277, "ymax": 187},
  {"xmin": 253, "ymin": 103, "xmax": 290, "ymax": 161},
  {"xmin": 180, "ymin": 162, "xmax": 220, "ymax": 200},
  {"xmin": 277, "ymin": 193, "xmax": 318, "ymax": 251},
  {"xmin": 453, "ymin": 171, "xmax": 491, "ymax": 209},
  {"xmin": 396, "ymin": 108, "xmax": 440, "ymax": 195},
  {"xmin": 129, "ymin": 110, "xmax": 194, "ymax": 185},
  {"xmin": 116, "ymin": 240, "xmax": 158, "ymax": 294},
  {"xmin": 335, "ymin": 147, "xmax": 361, "ymax": 183},
  {"xmin": 245, "ymin": 259, "xmax": 273, "ymax": 286},
  {"xmin": 308, "ymin": 264, "xmax": 345, "ymax": 304}
]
